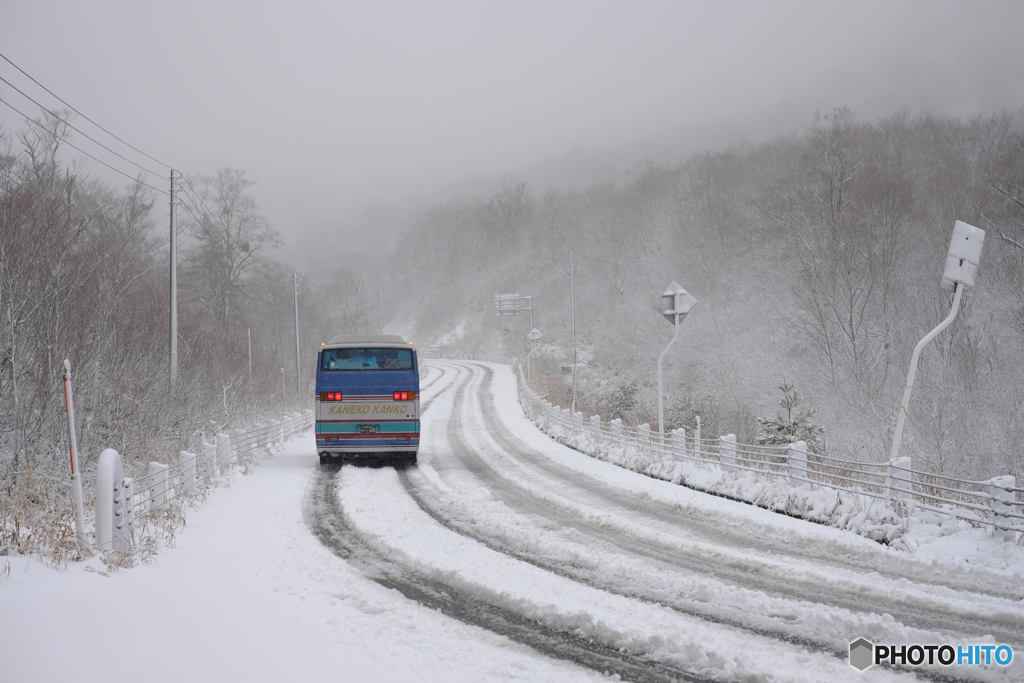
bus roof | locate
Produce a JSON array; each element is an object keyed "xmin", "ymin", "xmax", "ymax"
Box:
[{"xmin": 325, "ymin": 334, "xmax": 411, "ymax": 348}]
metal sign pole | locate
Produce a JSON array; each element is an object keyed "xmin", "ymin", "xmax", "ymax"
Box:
[
  {"xmin": 653, "ymin": 281, "xmax": 697, "ymax": 445},
  {"xmin": 657, "ymin": 311, "xmax": 682, "ymax": 445}
]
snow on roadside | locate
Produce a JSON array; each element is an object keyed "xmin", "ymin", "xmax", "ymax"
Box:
[
  {"xmin": 0, "ymin": 437, "xmax": 607, "ymax": 683},
  {"xmin": 505, "ymin": 363, "xmax": 1024, "ymax": 579}
]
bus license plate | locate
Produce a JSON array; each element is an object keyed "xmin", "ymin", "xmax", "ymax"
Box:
[{"xmin": 359, "ymin": 424, "xmax": 378, "ymax": 434}]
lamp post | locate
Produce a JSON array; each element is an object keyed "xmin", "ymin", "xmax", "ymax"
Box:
[
  {"xmin": 654, "ymin": 281, "xmax": 697, "ymax": 445},
  {"xmin": 889, "ymin": 220, "xmax": 984, "ymax": 462}
]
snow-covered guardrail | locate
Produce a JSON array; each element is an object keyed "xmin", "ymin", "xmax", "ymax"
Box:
[
  {"xmin": 514, "ymin": 363, "xmax": 1023, "ymax": 541},
  {"xmin": 90, "ymin": 411, "xmax": 314, "ymax": 552},
  {"xmin": 130, "ymin": 410, "xmax": 313, "ymax": 520}
]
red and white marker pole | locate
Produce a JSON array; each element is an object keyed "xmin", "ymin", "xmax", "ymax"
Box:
[{"xmin": 63, "ymin": 360, "xmax": 88, "ymax": 552}]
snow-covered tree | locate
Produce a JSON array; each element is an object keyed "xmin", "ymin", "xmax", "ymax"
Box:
[{"xmin": 756, "ymin": 381, "xmax": 825, "ymax": 453}]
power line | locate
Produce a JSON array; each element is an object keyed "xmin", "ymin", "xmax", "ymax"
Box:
[
  {"xmin": 0, "ymin": 96, "xmax": 168, "ymax": 196},
  {"xmin": 0, "ymin": 72, "xmax": 167, "ymax": 180},
  {"xmin": 172, "ymin": 178, "xmax": 349, "ymax": 314},
  {"xmin": 0, "ymin": 57, "xmax": 363, "ymax": 338},
  {"xmin": 0, "ymin": 51, "xmax": 173, "ymax": 170}
]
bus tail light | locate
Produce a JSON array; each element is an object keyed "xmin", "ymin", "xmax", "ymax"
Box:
[
  {"xmin": 393, "ymin": 391, "xmax": 414, "ymax": 401},
  {"xmin": 320, "ymin": 391, "xmax": 342, "ymax": 401}
]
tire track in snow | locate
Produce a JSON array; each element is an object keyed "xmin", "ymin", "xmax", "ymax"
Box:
[
  {"xmin": 416, "ymin": 361, "xmax": 1024, "ymax": 652},
  {"xmin": 304, "ymin": 463, "xmax": 710, "ymax": 683}
]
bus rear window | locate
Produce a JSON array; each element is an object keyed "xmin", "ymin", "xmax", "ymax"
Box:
[{"xmin": 322, "ymin": 348, "xmax": 413, "ymax": 371}]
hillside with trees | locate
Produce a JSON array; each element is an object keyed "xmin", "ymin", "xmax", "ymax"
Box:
[
  {"xmin": 2, "ymin": 106, "xmax": 1022, "ymax": 518},
  {"xmin": 393, "ymin": 108, "xmax": 1024, "ymax": 481}
]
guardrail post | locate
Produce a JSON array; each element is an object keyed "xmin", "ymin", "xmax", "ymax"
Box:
[
  {"xmin": 589, "ymin": 415, "xmax": 601, "ymax": 448},
  {"xmin": 719, "ymin": 434, "xmax": 736, "ymax": 473},
  {"xmin": 574, "ymin": 411, "xmax": 583, "ymax": 434},
  {"xmin": 638, "ymin": 423, "xmax": 650, "ymax": 452},
  {"xmin": 270, "ymin": 419, "xmax": 280, "ymax": 447},
  {"xmin": 180, "ymin": 450, "xmax": 196, "ymax": 495},
  {"xmin": 694, "ymin": 416, "xmax": 701, "ymax": 455},
  {"xmin": 148, "ymin": 463, "xmax": 169, "ymax": 511},
  {"xmin": 610, "ymin": 418, "xmax": 622, "ymax": 446},
  {"xmin": 232, "ymin": 429, "xmax": 246, "ymax": 466},
  {"xmin": 788, "ymin": 440, "xmax": 808, "ymax": 487},
  {"xmin": 216, "ymin": 433, "xmax": 232, "ymax": 475},
  {"xmin": 123, "ymin": 477, "xmax": 135, "ymax": 547},
  {"xmin": 887, "ymin": 456, "xmax": 912, "ymax": 504},
  {"xmin": 671, "ymin": 428, "xmax": 686, "ymax": 462},
  {"xmin": 200, "ymin": 442, "xmax": 216, "ymax": 484},
  {"xmin": 95, "ymin": 448, "xmax": 130, "ymax": 552},
  {"xmin": 990, "ymin": 475, "xmax": 1016, "ymax": 540}
]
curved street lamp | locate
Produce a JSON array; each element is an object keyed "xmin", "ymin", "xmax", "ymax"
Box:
[{"xmin": 889, "ymin": 220, "xmax": 985, "ymax": 462}]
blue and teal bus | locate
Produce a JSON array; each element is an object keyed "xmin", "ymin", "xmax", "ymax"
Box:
[{"xmin": 315, "ymin": 334, "xmax": 420, "ymax": 466}]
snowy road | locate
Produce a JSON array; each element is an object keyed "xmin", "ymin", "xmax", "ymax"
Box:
[
  {"xmin": 322, "ymin": 360, "xmax": 1024, "ymax": 682},
  {"xmin": 6, "ymin": 360, "xmax": 1023, "ymax": 683}
]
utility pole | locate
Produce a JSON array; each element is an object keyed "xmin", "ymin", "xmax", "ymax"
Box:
[
  {"xmin": 169, "ymin": 170, "xmax": 178, "ymax": 394},
  {"xmin": 570, "ymin": 251, "xmax": 577, "ymax": 416},
  {"xmin": 294, "ymin": 273, "xmax": 301, "ymax": 398},
  {"xmin": 352, "ymin": 276, "xmax": 364, "ymax": 335}
]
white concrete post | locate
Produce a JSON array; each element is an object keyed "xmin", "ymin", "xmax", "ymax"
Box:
[
  {"xmin": 638, "ymin": 423, "xmax": 650, "ymax": 451},
  {"xmin": 610, "ymin": 418, "xmax": 622, "ymax": 447},
  {"xmin": 232, "ymin": 429, "xmax": 247, "ymax": 466},
  {"xmin": 990, "ymin": 475, "xmax": 1016, "ymax": 540},
  {"xmin": 95, "ymin": 448, "xmax": 129, "ymax": 552},
  {"xmin": 887, "ymin": 456, "xmax": 913, "ymax": 503},
  {"xmin": 575, "ymin": 411, "xmax": 583, "ymax": 434},
  {"xmin": 693, "ymin": 416, "xmax": 701, "ymax": 459},
  {"xmin": 201, "ymin": 442, "xmax": 216, "ymax": 483},
  {"xmin": 589, "ymin": 415, "xmax": 601, "ymax": 448},
  {"xmin": 788, "ymin": 440, "xmax": 808, "ymax": 487},
  {"xmin": 148, "ymin": 463, "xmax": 169, "ymax": 511},
  {"xmin": 719, "ymin": 434, "xmax": 736, "ymax": 473},
  {"xmin": 270, "ymin": 419, "xmax": 281, "ymax": 447},
  {"xmin": 671, "ymin": 428, "xmax": 686, "ymax": 462},
  {"xmin": 216, "ymin": 433, "xmax": 231, "ymax": 475},
  {"xmin": 179, "ymin": 450, "xmax": 196, "ymax": 495}
]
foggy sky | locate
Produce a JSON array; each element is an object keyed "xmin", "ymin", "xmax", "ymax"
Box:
[{"xmin": 2, "ymin": 0, "xmax": 1023, "ymax": 258}]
